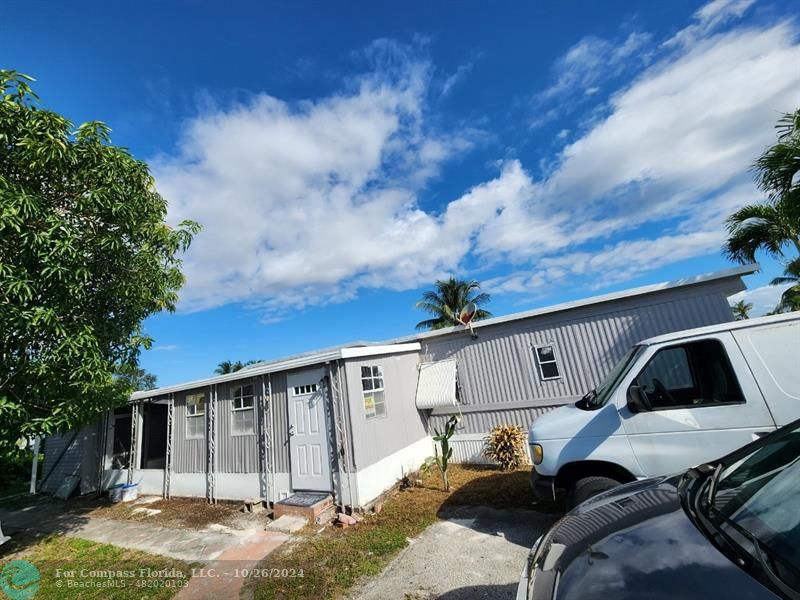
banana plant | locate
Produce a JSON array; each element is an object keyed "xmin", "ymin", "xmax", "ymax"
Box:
[{"xmin": 433, "ymin": 415, "xmax": 459, "ymax": 491}]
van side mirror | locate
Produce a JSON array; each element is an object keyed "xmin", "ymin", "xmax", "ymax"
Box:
[{"xmin": 627, "ymin": 385, "xmax": 652, "ymax": 413}]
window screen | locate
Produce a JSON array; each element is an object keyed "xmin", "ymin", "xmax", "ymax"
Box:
[
  {"xmin": 361, "ymin": 365, "xmax": 386, "ymax": 419},
  {"xmin": 633, "ymin": 339, "xmax": 744, "ymax": 410},
  {"xmin": 231, "ymin": 384, "xmax": 255, "ymax": 435},
  {"xmin": 111, "ymin": 407, "xmax": 132, "ymax": 469},
  {"xmin": 534, "ymin": 344, "xmax": 561, "ymax": 380}
]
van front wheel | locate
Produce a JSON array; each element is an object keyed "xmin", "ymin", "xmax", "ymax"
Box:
[{"xmin": 566, "ymin": 476, "xmax": 621, "ymax": 510}]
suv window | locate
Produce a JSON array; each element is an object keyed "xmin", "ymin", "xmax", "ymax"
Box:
[{"xmin": 633, "ymin": 339, "xmax": 744, "ymax": 410}]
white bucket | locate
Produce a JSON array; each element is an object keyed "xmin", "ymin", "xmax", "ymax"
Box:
[
  {"xmin": 109, "ymin": 483, "xmax": 139, "ymax": 503},
  {"xmin": 121, "ymin": 483, "xmax": 139, "ymax": 502}
]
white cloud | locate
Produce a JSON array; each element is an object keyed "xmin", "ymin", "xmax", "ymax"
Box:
[
  {"xmin": 665, "ymin": 0, "xmax": 756, "ymax": 48},
  {"xmin": 156, "ymin": 4, "xmax": 800, "ymax": 318},
  {"xmin": 152, "ymin": 344, "xmax": 180, "ymax": 352},
  {"xmin": 157, "ymin": 43, "xmax": 480, "ymax": 315},
  {"xmin": 485, "ymin": 229, "xmax": 727, "ymax": 295},
  {"xmin": 539, "ymin": 32, "xmax": 652, "ymax": 102},
  {"xmin": 530, "ymin": 30, "xmax": 652, "ymax": 127},
  {"xmin": 543, "ymin": 23, "xmax": 800, "ymax": 213},
  {"xmin": 729, "ymin": 282, "xmax": 793, "ymax": 315},
  {"xmin": 440, "ymin": 56, "xmax": 480, "ymax": 98}
]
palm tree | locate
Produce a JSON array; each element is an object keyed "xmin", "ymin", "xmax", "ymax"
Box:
[
  {"xmin": 724, "ymin": 109, "xmax": 800, "ymax": 264},
  {"xmin": 723, "ymin": 196, "xmax": 800, "ymax": 264},
  {"xmin": 415, "ymin": 277, "xmax": 492, "ymax": 331},
  {"xmin": 731, "ymin": 299, "xmax": 753, "ymax": 320},
  {"xmin": 214, "ymin": 359, "xmax": 260, "ymax": 375},
  {"xmin": 725, "ymin": 109, "xmax": 800, "ymax": 315},
  {"xmin": 770, "ymin": 256, "xmax": 800, "ymax": 313}
]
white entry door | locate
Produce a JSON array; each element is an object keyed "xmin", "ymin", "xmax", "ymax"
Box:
[{"xmin": 287, "ymin": 368, "xmax": 332, "ymax": 492}]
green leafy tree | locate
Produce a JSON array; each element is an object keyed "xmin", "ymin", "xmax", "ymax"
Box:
[
  {"xmin": 415, "ymin": 277, "xmax": 492, "ymax": 331},
  {"xmin": 0, "ymin": 71, "xmax": 199, "ymax": 451},
  {"xmin": 730, "ymin": 299, "xmax": 753, "ymax": 320},
  {"xmin": 115, "ymin": 366, "xmax": 158, "ymax": 392},
  {"xmin": 214, "ymin": 359, "xmax": 260, "ymax": 375},
  {"xmin": 724, "ymin": 109, "xmax": 800, "ymax": 313}
]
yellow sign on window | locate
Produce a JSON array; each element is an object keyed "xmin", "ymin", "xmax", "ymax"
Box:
[{"xmin": 363, "ymin": 395, "xmax": 375, "ymax": 416}]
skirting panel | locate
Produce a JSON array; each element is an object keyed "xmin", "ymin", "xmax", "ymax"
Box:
[
  {"xmin": 353, "ymin": 436, "xmax": 433, "ymax": 507},
  {"xmin": 214, "ymin": 473, "xmax": 261, "ymax": 500},
  {"xmin": 132, "ymin": 469, "xmax": 165, "ymax": 495},
  {"xmin": 170, "ymin": 473, "xmax": 207, "ymax": 498}
]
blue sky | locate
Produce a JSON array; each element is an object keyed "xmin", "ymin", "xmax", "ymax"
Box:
[{"xmin": 4, "ymin": 0, "xmax": 799, "ymax": 386}]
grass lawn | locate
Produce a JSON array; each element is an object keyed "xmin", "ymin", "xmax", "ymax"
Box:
[
  {"xmin": 246, "ymin": 464, "xmax": 555, "ymax": 600},
  {"xmin": 0, "ymin": 536, "xmax": 193, "ymax": 599}
]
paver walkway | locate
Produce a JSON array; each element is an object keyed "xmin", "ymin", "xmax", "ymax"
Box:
[{"xmin": 175, "ymin": 530, "xmax": 289, "ymax": 599}]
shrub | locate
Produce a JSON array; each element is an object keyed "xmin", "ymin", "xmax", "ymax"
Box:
[{"xmin": 483, "ymin": 424, "xmax": 528, "ymax": 471}]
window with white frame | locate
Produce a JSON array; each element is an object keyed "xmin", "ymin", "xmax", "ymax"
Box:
[
  {"xmin": 292, "ymin": 383, "xmax": 317, "ymax": 396},
  {"xmin": 231, "ymin": 383, "xmax": 255, "ymax": 435},
  {"xmin": 186, "ymin": 393, "xmax": 205, "ymax": 438},
  {"xmin": 534, "ymin": 344, "xmax": 561, "ymax": 380},
  {"xmin": 361, "ymin": 365, "xmax": 386, "ymax": 419}
]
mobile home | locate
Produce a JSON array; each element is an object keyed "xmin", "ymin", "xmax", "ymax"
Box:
[{"xmin": 39, "ymin": 265, "xmax": 757, "ymax": 508}]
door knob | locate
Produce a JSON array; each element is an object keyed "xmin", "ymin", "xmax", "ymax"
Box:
[{"xmin": 288, "ymin": 425, "xmax": 295, "ymax": 437}]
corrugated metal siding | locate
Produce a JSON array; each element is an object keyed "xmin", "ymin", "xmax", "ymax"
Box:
[
  {"xmin": 40, "ymin": 422, "xmax": 100, "ymax": 494},
  {"xmin": 174, "ymin": 388, "xmax": 206, "ymax": 473},
  {"xmin": 344, "ymin": 351, "xmax": 426, "ymax": 469},
  {"xmin": 428, "ymin": 405, "xmax": 557, "ymax": 436},
  {"xmin": 421, "ymin": 284, "xmax": 735, "ymax": 434},
  {"xmin": 217, "ymin": 379, "xmax": 260, "ymax": 473},
  {"xmin": 269, "ymin": 371, "xmax": 291, "ymax": 473},
  {"xmin": 162, "ymin": 374, "xmax": 292, "ymax": 476}
]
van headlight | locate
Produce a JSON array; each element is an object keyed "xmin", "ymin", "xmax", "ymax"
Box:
[{"xmin": 531, "ymin": 444, "xmax": 543, "ymax": 465}]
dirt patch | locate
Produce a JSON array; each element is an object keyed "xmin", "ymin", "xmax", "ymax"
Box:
[{"xmin": 80, "ymin": 496, "xmax": 262, "ymax": 531}]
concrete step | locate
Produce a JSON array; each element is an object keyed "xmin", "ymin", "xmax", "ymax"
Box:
[{"xmin": 273, "ymin": 492, "xmax": 333, "ymax": 522}]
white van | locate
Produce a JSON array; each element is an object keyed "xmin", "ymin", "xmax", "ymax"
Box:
[{"xmin": 529, "ymin": 312, "xmax": 800, "ymax": 508}]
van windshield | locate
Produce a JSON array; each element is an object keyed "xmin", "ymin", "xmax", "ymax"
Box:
[{"xmin": 580, "ymin": 345, "xmax": 645, "ymax": 410}]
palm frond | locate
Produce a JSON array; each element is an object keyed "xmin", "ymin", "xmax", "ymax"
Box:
[
  {"xmin": 414, "ymin": 276, "xmax": 493, "ymax": 330},
  {"xmin": 723, "ymin": 203, "xmax": 790, "ymax": 263},
  {"xmin": 776, "ymin": 284, "xmax": 800, "ymax": 313},
  {"xmin": 415, "ymin": 318, "xmax": 445, "ymax": 331}
]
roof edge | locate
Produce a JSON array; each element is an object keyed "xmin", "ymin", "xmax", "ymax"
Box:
[
  {"xmin": 130, "ymin": 342, "xmax": 421, "ymax": 400},
  {"xmin": 393, "ymin": 263, "xmax": 759, "ymax": 343}
]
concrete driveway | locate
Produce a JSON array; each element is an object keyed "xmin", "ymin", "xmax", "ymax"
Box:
[{"xmin": 351, "ymin": 506, "xmax": 558, "ymax": 600}]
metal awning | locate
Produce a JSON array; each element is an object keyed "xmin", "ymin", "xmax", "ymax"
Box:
[{"xmin": 415, "ymin": 359, "xmax": 458, "ymax": 409}]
